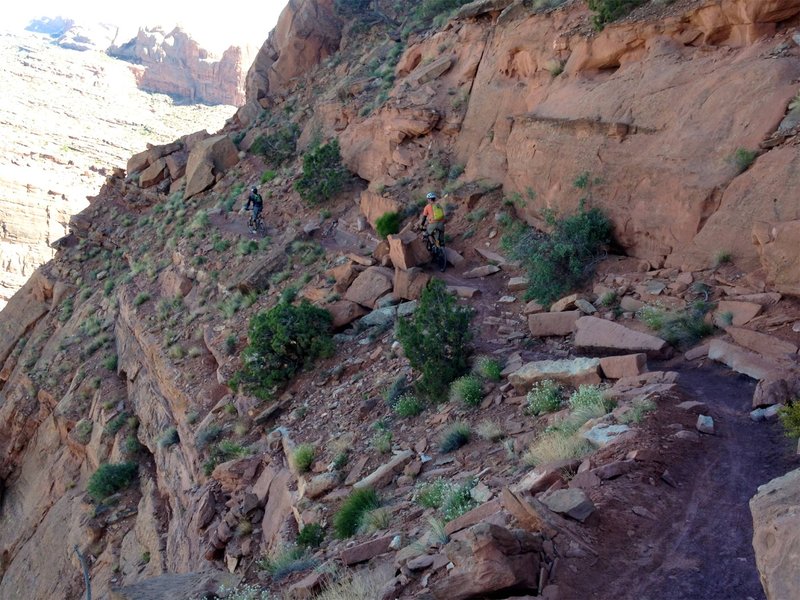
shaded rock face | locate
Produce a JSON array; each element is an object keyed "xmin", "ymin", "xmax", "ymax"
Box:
[
  {"xmin": 109, "ymin": 26, "xmax": 254, "ymax": 106},
  {"xmin": 750, "ymin": 467, "xmax": 800, "ymax": 600}
]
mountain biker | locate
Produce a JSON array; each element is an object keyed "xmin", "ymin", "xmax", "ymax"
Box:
[
  {"xmin": 242, "ymin": 186, "xmax": 263, "ymax": 233},
  {"xmin": 418, "ymin": 191, "xmax": 445, "ymax": 247}
]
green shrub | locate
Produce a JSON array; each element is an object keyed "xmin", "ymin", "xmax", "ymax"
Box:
[
  {"xmin": 105, "ymin": 411, "xmax": 129, "ymax": 436},
  {"xmin": 261, "ymin": 170, "xmax": 277, "ymax": 184},
  {"xmin": 441, "ymin": 479, "xmax": 476, "ymax": 522},
  {"xmin": 477, "ymin": 419, "xmax": 505, "ymax": 441},
  {"xmin": 638, "ymin": 301, "xmax": 714, "ymax": 349},
  {"xmin": 397, "ymin": 279, "xmax": 473, "ymax": 401},
  {"xmin": 292, "ymin": 444, "xmax": 316, "ymax": 473},
  {"xmin": 415, "ymin": 478, "xmax": 476, "ymax": 521},
  {"xmin": 371, "ymin": 429, "xmax": 393, "ymax": 453},
  {"xmin": 294, "ymin": 140, "xmax": 348, "ymax": 205},
  {"xmin": 449, "ymin": 374, "xmax": 483, "ymax": 406},
  {"xmin": 729, "ymin": 148, "xmax": 757, "ymax": 174},
  {"xmin": 297, "ymin": 523, "xmax": 325, "ymax": 548},
  {"xmin": 523, "ymin": 430, "xmax": 593, "ymax": 467},
  {"xmin": 233, "ymin": 301, "xmax": 333, "ymax": 399},
  {"xmin": 568, "ymin": 384, "xmax": 605, "ymax": 410},
  {"xmin": 779, "ymin": 401, "xmax": 800, "ymax": 438},
  {"xmin": 258, "ymin": 545, "xmax": 316, "ymax": 581},
  {"xmin": 527, "ymin": 379, "xmax": 563, "ymax": 415},
  {"xmin": 587, "ymin": 0, "xmax": 647, "ymax": 30},
  {"xmin": 159, "ymin": 426, "xmax": 180, "ymax": 447},
  {"xmin": 474, "ymin": 356, "xmax": 503, "ymax": 382},
  {"xmin": 196, "ymin": 424, "xmax": 223, "ymax": 449},
  {"xmin": 619, "ymin": 398, "xmax": 657, "ymax": 424},
  {"xmin": 384, "ymin": 375, "xmax": 410, "ymax": 407},
  {"xmin": 250, "ymin": 124, "xmax": 300, "ymax": 166},
  {"xmin": 439, "ymin": 421, "xmax": 471, "ymax": 453},
  {"xmin": 74, "ymin": 419, "xmax": 94, "ymax": 444},
  {"xmin": 501, "ymin": 204, "xmax": 611, "ymax": 305},
  {"xmin": 134, "ymin": 292, "xmax": 151, "ymax": 306},
  {"xmin": 415, "ymin": 0, "xmax": 473, "ymax": 20},
  {"xmin": 103, "ymin": 354, "xmax": 118, "ymax": 371},
  {"xmin": 334, "ymin": 488, "xmax": 380, "ymax": 538},
  {"xmin": 713, "ymin": 250, "xmax": 732, "ymax": 267},
  {"xmin": 394, "ymin": 394, "xmax": 424, "ymax": 417},
  {"xmin": 375, "ymin": 211, "xmax": 401, "ymax": 238},
  {"xmin": 87, "ymin": 462, "xmax": 138, "ymax": 501},
  {"xmin": 203, "ymin": 440, "xmax": 250, "ymax": 476}
]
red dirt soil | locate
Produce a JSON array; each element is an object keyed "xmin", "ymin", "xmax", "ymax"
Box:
[{"xmin": 556, "ymin": 362, "xmax": 799, "ymax": 600}]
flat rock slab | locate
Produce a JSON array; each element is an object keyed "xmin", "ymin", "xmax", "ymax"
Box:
[
  {"xmin": 463, "ymin": 265, "xmax": 501, "ymax": 279},
  {"xmin": 448, "ymin": 285, "xmax": 480, "ymax": 298},
  {"xmin": 444, "ymin": 499, "xmax": 504, "ymax": 535},
  {"xmin": 507, "ymin": 276, "xmax": 529, "ymax": 291},
  {"xmin": 540, "ymin": 488, "xmax": 595, "ymax": 523},
  {"xmin": 716, "ymin": 300, "xmax": 763, "ymax": 326},
  {"xmin": 550, "ymin": 293, "xmax": 579, "ymax": 312},
  {"xmin": 583, "ymin": 423, "xmax": 632, "ymax": 448},
  {"xmin": 708, "ymin": 339, "xmax": 779, "ymax": 381},
  {"xmin": 599, "ymin": 354, "xmax": 647, "ymax": 379},
  {"xmin": 528, "ymin": 311, "xmax": 580, "ymax": 337},
  {"xmin": 509, "ymin": 357, "xmax": 601, "ymax": 393},
  {"xmin": 574, "ymin": 316, "xmax": 668, "ymax": 357},
  {"xmin": 340, "ymin": 534, "xmax": 395, "ymax": 565},
  {"xmin": 353, "ymin": 450, "xmax": 414, "ymax": 489},
  {"xmin": 726, "ymin": 327, "xmax": 798, "ymax": 359},
  {"xmin": 476, "ymin": 247, "xmax": 509, "ymax": 265}
]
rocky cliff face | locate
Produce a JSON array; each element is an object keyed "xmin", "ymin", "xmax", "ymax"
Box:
[
  {"xmin": 239, "ymin": 0, "xmax": 800, "ymax": 285},
  {"xmin": 3, "ymin": 0, "xmax": 800, "ymax": 598},
  {"xmin": 109, "ymin": 27, "xmax": 255, "ymax": 106}
]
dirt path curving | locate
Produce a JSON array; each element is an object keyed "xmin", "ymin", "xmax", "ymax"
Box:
[{"xmin": 558, "ymin": 364, "xmax": 799, "ymax": 600}]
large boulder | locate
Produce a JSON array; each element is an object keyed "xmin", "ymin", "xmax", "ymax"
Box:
[
  {"xmin": 430, "ymin": 522, "xmax": 541, "ymax": 600},
  {"xmin": 388, "ymin": 230, "xmax": 430, "ymax": 270},
  {"xmin": 393, "ymin": 267, "xmax": 431, "ymax": 301},
  {"xmin": 360, "ymin": 190, "xmax": 401, "ymax": 228},
  {"xmin": 528, "ymin": 311, "xmax": 580, "ymax": 337},
  {"xmin": 184, "ymin": 135, "xmax": 239, "ymax": 199},
  {"xmin": 509, "ymin": 357, "xmax": 602, "ymax": 393},
  {"xmin": 574, "ymin": 316, "xmax": 669, "ymax": 357},
  {"xmin": 344, "ymin": 267, "xmax": 394, "ymax": 309},
  {"xmin": 750, "ymin": 467, "xmax": 800, "ymax": 600}
]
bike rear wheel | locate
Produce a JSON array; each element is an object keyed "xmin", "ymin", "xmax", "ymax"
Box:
[{"xmin": 434, "ymin": 244, "xmax": 447, "ymax": 272}]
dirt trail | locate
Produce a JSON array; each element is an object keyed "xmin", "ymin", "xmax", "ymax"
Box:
[{"xmin": 560, "ymin": 364, "xmax": 798, "ymax": 600}]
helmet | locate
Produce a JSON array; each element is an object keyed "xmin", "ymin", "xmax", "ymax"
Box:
[
  {"xmin": 426, "ymin": 192, "xmax": 437, "ymax": 200},
  {"xmin": 252, "ymin": 187, "xmax": 258, "ymax": 193}
]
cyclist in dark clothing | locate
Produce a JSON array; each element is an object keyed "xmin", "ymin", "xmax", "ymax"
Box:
[{"xmin": 244, "ymin": 186, "xmax": 263, "ymax": 234}]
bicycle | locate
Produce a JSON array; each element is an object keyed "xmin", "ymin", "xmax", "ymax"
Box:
[
  {"xmin": 247, "ymin": 209, "xmax": 267, "ymax": 237},
  {"xmin": 420, "ymin": 226, "xmax": 447, "ymax": 272}
]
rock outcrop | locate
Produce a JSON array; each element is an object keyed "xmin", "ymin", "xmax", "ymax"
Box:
[
  {"xmin": 751, "ymin": 467, "xmax": 800, "ymax": 600},
  {"xmin": 109, "ymin": 26, "xmax": 253, "ymax": 106}
]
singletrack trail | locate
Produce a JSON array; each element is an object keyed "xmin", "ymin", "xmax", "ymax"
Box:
[{"xmin": 559, "ymin": 364, "xmax": 798, "ymax": 600}]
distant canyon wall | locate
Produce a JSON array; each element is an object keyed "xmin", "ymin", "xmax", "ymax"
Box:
[
  {"xmin": 0, "ymin": 31, "xmax": 234, "ymax": 309},
  {"xmin": 108, "ymin": 27, "xmax": 255, "ymax": 106}
]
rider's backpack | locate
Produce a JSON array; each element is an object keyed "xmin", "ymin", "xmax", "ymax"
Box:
[{"xmin": 431, "ymin": 203, "xmax": 445, "ymax": 221}]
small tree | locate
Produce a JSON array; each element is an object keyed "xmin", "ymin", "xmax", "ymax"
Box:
[
  {"xmin": 234, "ymin": 301, "xmax": 334, "ymax": 399},
  {"xmin": 294, "ymin": 140, "xmax": 348, "ymax": 205},
  {"xmin": 87, "ymin": 462, "xmax": 138, "ymax": 501},
  {"xmin": 397, "ymin": 279, "xmax": 473, "ymax": 401}
]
